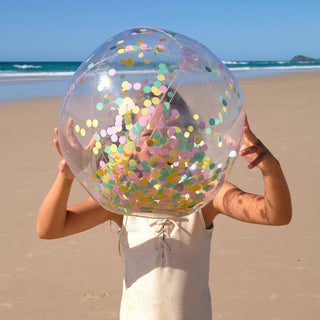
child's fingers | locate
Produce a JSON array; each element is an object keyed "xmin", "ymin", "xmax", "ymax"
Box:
[
  {"xmin": 54, "ymin": 138, "xmax": 63, "ymax": 157},
  {"xmin": 248, "ymin": 152, "xmax": 266, "ymax": 169},
  {"xmin": 66, "ymin": 118, "xmax": 79, "ymax": 146},
  {"xmin": 243, "ymin": 124, "xmax": 260, "ymax": 146},
  {"xmin": 239, "ymin": 145, "xmax": 260, "ymax": 156}
]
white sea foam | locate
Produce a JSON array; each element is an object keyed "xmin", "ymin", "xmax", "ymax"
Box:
[
  {"xmin": 13, "ymin": 64, "xmax": 42, "ymax": 69},
  {"xmin": 0, "ymin": 71, "xmax": 74, "ymax": 81}
]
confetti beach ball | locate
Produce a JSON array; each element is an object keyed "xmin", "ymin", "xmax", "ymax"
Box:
[{"xmin": 58, "ymin": 26, "xmax": 245, "ymax": 218}]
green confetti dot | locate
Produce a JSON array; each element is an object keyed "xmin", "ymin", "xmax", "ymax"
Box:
[
  {"xmin": 209, "ymin": 118, "xmax": 215, "ymax": 126},
  {"xmin": 222, "ymin": 99, "xmax": 227, "ymax": 106},
  {"xmin": 163, "ymin": 109, "xmax": 169, "ymax": 116},
  {"xmin": 96, "ymin": 102, "xmax": 103, "ymax": 111},
  {"xmin": 153, "ymin": 132, "xmax": 161, "ymax": 140},
  {"xmin": 94, "ymin": 134, "xmax": 100, "ymax": 141},
  {"xmin": 144, "ymin": 86, "xmax": 151, "ymax": 93},
  {"xmin": 116, "ymin": 97, "xmax": 123, "ymax": 105},
  {"xmin": 177, "ymin": 142, "xmax": 185, "ymax": 150},
  {"xmin": 120, "ymin": 74, "xmax": 125, "ymax": 79},
  {"xmin": 164, "ymin": 101, "xmax": 170, "ymax": 110},
  {"xmin": 160, "ymin": 137, "xmax": 167, "ymax": 145},
  {"xmin": 154, "ymin": 80, "xmax": 161, "ymax": 88},
  {"xmin": 206, "ymin": 128, "xmax": 212, "ymax": 134},
  {"xmin": 167, "ymin": 91, "xmax": 174, "ymax": 98},
  {"xmin": 88, "ymin": 63, "xmax": 94, "ymax": 69}
]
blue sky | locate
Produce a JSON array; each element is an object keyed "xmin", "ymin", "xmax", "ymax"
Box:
[{"xmin": 1, "ymin": 0, "xmax": 319, "ymax": 61}]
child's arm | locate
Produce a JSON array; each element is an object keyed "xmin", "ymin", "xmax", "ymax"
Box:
[
  {"xmin": 203, "ymin": 116, "xmax": 292, "ymax": 226},
  {"xmin": 37, "ymin": 130, "xmax": 117, "ymax": 239}
]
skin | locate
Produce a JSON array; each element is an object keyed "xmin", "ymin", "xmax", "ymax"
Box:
[{"xmin": 37, "ymin": 116, "xmax": 292, "ymax": 239}]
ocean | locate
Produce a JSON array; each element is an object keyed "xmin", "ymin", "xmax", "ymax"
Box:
[{"xmin": 1, "ymin": 60, "xmax": 320, "ymax": 102}]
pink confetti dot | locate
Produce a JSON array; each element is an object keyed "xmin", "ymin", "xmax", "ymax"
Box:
[
  {"xmin": 119, "ymin": 136, "xmax": 126, "ymax": 144},
  {"xmin": 157, "ymin": 120, "xmax": 164, "ymax": 128},
  {"xmin": 133, "ymin": 82, "xmax": 141, "ymax": 90},
  {"xmin": 139, "ymin": 116, "xmax": 148, "ymax": 126},
  {"xmin": 107, "ymin": 127, "xmax": 115, "ymax": 135},
  {"xmin": 100, "ymin": 129, "xmax": 107, "ymax": 137},
  {"xmin": 148, "ymin": 106, "xmax": 155, "ymax": 114},
  {"xmin": 111, "ymin": 135, "xmax": 118, "ymax": 142},
  {"xmin": 201, "ymin": 144, "xmax": 208, "ymax": 151},
  {"xmin": 143, "ymin": 79, "xmax": 148, "ymax": 84},
  {"xmin": 140, "ymin": 43, "xmax": 148, "ymax": 50},
  {"xmin": 159, "ymin": 85, "xmax": 167, "ymax": 93},
  {"xmin": 108, "ymin": 69, "xmax": 116, "ymax": 76},
  {"xmin": 171, "ymin": 109, "xmax": 179, "ymax": 118}
]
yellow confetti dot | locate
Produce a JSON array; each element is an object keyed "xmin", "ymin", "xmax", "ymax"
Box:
[
  {"xmin": 95, "ymin": 141, "xmax": 101, "ymax": 149},
  {"xmin": 80, "ymin": 128, "xmax": 86, "ymax": 136},
  {"xmin": 110, "ymin": 144, "xmax": 118, "ymax": 153},
  {"xmin": 144, "ymin": 59, "xmax": 151, "ymax": 64},
  {"xmin": 91, "ymin": 173, "xmax": 97, "ymax": 179},
  {"xmin": 104, "ymin": 94, "xmax": 109, "ymax": 99},
  {"xmin": 140, "ymin": 179, "xmax": 148, "ymax": 185},
  {"xmin": 123, "ymin": 97, "xmax": 132, "ymax": 104},
  {"xmin": 144, "ymin": 99, "xmax": 152, "ymax": 107},
  {"xmin": 118, "ymin": 48, "xmax": 125, "ymax": 54},
  {"xmin": 128, "ymin": 170, "xmax": 136, "ymax": 177},
  {"xmin": 147, "ymin": 139, "xmax": 154, "ymax": 147},
  {"xmin": 86, "ymin": 120, "xmax": 92, "ymax": 127},
  {"xmin": 193, "ymin": 114, "xmax": 199, "ymax": 120},
  {"xmin": 122, "ymin": 81, "xmax": 130, "ymax": 89},
  {"xmin": 132, "ymin": 105, "xmax": 140, "ymax": 114},
  {"xmin": 129, "ymin": 159, "xmax": 137, "ymax": 167},
  {"xmin": 138, "ymin": 52, "xmax": 144, "ymax": 58},
  {"xmin": 194, "ymin": 135, "xmax": 201, "ymax": 144},
  {"xmin": 217, "ymin": 70, "xmax": 221, "ymax": 76},
  {"xmin": 157, "ymin": 74, "xmax": 165, "ymax": 81},
  {"xmin": 75, "ymin": 124, "xmax": 80, "ymax": 133},
  {"xmin": 184, "ymin": 132, "xmax": 190, "ymax": 138},
  {"xmin": 188, "ymin": 125, "xmax": 194, "ymax": 132},
  {"xmin": 117, "ymin": 40, "xmax": 124, "ymax": 44},
  {"xmin": 124, "ymin": 142, "xmax": 134, "ymax": 154},
  {"xmin": 92, "ymin": 119, "xmax": 99, "ymax": 127},
  {"xmin": 151, "ymin": 97, "xmax": 160, "ymax": 105},
  {"xmin": 136, "ymin": 40, "xmax": 143, "ymax": 45},
  {"xmin": 141, "ymin": 108, "xmax": 149, "ymax": 116}
]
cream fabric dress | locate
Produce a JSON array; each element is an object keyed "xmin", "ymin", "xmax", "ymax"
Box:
[{"xmin": 118, "ymin": 211, "xmax": 213, "ymax": 320}]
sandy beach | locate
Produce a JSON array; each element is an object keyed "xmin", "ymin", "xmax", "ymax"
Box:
[{"xmin": 0, "ymin": 72, "xmax": 319, "ymax": 319}]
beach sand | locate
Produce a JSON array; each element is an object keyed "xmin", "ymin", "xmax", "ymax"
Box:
[{"xmin": 0, "ymin": 72, "xmax": 319, "ymax": 319}]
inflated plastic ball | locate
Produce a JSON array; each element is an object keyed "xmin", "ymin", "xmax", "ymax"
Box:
[{"xmin": 58, "ymin": 26, "xmax": 245, "ymax": 218}]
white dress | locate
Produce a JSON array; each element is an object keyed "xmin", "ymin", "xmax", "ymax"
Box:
[{"xmin": 118, "ymin": 211, "xmax": 213, "ymax": 320}]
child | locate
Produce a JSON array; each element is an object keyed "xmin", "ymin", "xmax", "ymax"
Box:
[{"xmin": 37, "ymin": 111, "xmax": 291, "ymax": 319}]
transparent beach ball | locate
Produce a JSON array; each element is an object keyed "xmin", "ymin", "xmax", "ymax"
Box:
[{"xmin": 58, "ymin": 26, "xmax": 245, "ymax": 218}]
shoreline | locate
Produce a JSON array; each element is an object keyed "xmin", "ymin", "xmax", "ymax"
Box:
[{"xmin": 1, "ymin": 69, "xmax": 320, "ymax": 103}]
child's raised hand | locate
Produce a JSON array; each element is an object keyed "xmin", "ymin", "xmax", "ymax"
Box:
[
  {"xmin": 54, "ymin": 118, "xmax": 95, "ymax": 179},
  {"xmin": 239, "ymin": 115, "xmax": 279, "ymax": 173},
  {"xmin": 54, "ymin": 126, "xmax": 75, "ymax": 180}
]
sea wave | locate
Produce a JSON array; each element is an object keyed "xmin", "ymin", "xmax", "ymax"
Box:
[
  {"xmin": 13, "ymin": 64, "xmax": 42, "ymax": 69},
  {"xmin": 0, "ymin": 71, "xmax": 74, "ymax": 81},
  {"xmin": 229, "ymin": 65, "xmax": 320, "ymax": 72}
]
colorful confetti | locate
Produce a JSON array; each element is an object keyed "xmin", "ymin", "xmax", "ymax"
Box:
[{"xmin": 58, "ymin": 27, "xmax": 245, "ymax": 218}]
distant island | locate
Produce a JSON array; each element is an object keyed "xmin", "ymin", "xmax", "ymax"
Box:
[{"xmin": 291, "ymin": 55, "xmax": 320, "ymax": 62}]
